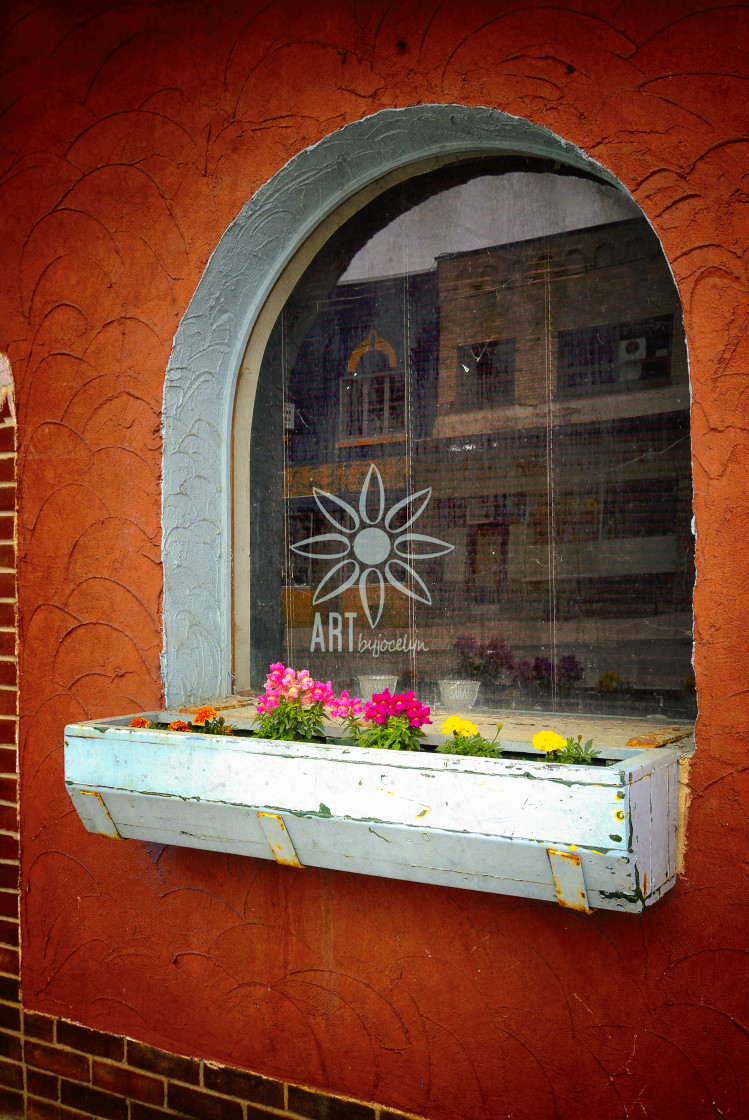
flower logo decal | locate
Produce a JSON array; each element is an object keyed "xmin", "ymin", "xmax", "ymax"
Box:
[{"xmin": 291, "ymin": 464, "xmax": 454, "ymax": 629}]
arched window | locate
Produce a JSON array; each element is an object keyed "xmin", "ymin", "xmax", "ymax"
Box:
[
  {"xmin": 232, "ymin": 152, "xmax": 693, "ymax": 721},
  {"xmin": 339, "ymin": 331, "xmax": 405, "ymax": 442}
]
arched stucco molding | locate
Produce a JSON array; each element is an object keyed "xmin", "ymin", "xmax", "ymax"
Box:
[{"xmin": 161, "ymin": 103, "xmax": 626, "ymax": 706}]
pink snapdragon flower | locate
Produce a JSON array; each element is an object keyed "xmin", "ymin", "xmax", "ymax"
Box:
[
  {"xmin": 330, "ymin": 689, "xmax": 366, "ymax": 721},
  {"xmin": 255, "ymin": 665, "xmax": 356, "ymax": 720},
  {"xmin": 256, "ymin": 690, "xmax": 279, "ymax": 714},
  {"xmin": 255, "ymin": 664, "xmax": 430, "ymax": 751},
  {"xmin": 363, "ymin": 689, "xmax": 431, "ymax": 729}
]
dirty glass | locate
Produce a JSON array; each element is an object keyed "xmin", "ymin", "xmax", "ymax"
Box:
[{"xmin": 249, "ymin": 157, "xmax": 694, "ymax": 718}]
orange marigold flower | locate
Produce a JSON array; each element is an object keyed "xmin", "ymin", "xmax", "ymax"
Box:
[
  {"xmin": 169, "ymin": 719, "xmax": 190, "ymax": 732},
  {"xmin": 192, "ymin": 706, "xmax": 218, "ymax": 726},
  {"xmin": 129, "ymin": 716, "xmax": 150, "ymax": 728}
]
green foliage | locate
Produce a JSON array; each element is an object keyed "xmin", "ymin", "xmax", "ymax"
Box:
[
  {"xmin": 438, "ymin": 720, "xmax": 503, "ymax": 758},
  {"xmin": 255, "ymin": 698, "xmax": 326, "ymax": 742},
  {"xmin": 552, "ymin": 735, "xmax": 600, "ymax": 765},
  {"xmin": 353, "ymin": 715, "xmax": 426, "ymax": 752},
  {"xmin": 199, "ymin": 715, "xmax": 234, "ymax": 735},
  {"xmin": 437, "ymin": 733, "xmax": 503, "ymax": 758}
]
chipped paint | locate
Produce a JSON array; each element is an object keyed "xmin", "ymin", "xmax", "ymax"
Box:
[{"xmin": 600, "ymin": 865, "xmax": 646, "ymax": 906}]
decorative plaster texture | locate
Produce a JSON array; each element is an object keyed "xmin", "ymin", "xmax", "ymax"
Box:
[
  {"xmin": 161, "ymin": 103, "xmax": 620, "ymax": 706},
  {"xmin": 2, "ymin": 4, "xmax": 749, "ymax": 1120}
]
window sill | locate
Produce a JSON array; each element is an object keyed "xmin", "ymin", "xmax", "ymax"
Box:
[
  {"xmin": 64, "ymin": 716, "xmax": 689, "ymax": 914},
  {"xmin": 335, "ymin": 433, "xmax": 406, "ymax": 448}
]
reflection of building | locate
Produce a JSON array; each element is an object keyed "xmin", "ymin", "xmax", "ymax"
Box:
[
  {"xmin": 283, "ymin": 270, "xmax": 437, "ymax": 634},
  {"xmin": 282, "ymin": 217, "xmax": 693, "ymax": 709},
  {"xmin": 417, "ymin": 217, "xmax": 692, "ymax": 693}
]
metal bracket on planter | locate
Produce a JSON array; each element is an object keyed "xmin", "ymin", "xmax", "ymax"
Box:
[
  {"xmin": 78, "ymin": 790, "xmax": 122, "ymax": 839},
  {"xmin": 257, "ymin": 812, "xmax": 304, "ymax": 868},
  {"xmin": 547, "ymin": 848, "xmax": 593, "ymax": 913}
]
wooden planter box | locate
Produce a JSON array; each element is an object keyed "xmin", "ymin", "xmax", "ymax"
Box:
[{"xmin": 64, "ymin": 714, "xmax": 684, "ymax": 913}]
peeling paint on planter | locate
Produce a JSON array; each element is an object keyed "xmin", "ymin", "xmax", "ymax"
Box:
[{"xmin": 64, "ymin": 715, "xmax": 686, "ymax": 914}]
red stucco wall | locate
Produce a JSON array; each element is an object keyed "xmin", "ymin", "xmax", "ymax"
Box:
[{"xmin": 2, "ymin": 3, "xmax": 748, "ymax": 1118}]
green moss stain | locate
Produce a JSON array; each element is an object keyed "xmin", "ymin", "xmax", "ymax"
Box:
[{"xmin": 600, "ymin": 865, "xmax": 645, "ymax": 907}]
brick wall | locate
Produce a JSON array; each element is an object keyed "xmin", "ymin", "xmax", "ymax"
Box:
[
  {"xmin": 0, "ymin": 1011, "xmax": 424, "ymax": 1119},
  {"xmin": 0, "ymin": 378, "xmax": 417, "ymax": 1115},
  {"xmin": 0, "ymin": 380, "xmax": 19, "ymax": 1117},
  {"xmin": 0, "ymin": 386, "xmax": 423, "ymax": 1120},
  {"xmin": 0, "ymin": 375, "xmax": 422, "ymax": 1120}
]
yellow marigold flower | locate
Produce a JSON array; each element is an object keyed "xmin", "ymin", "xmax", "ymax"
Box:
[
  {"xmin": 441, "ymin": 716, "xmax": 478, "ymax": 737},
  {"xmin": 192, "ymin": 706, "xmax": 218, "ymax": 726},
  {"xmin": 129, "ymin": 716, "xmax": 150, "ymax": 728},
  {"xmin": 169, "ymin": 719, "xmax": 190, "ymax": 732},
  {"xmin": 532, "ymin": 729, "xmax": 567, "ymax": 754}
]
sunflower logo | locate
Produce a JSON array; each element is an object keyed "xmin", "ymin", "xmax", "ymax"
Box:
[{"xmin": 291, "ymin": 464, "xmax": 454, "ymax": 629}]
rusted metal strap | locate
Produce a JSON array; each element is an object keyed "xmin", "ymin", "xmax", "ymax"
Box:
[
  {"xmin": 79, "ymin": 790, "xmax": 122, "ymax": 839},
  {"xmin": 257, "ymin": 812, "xmax": 304, "ymax": 868},
  {"xmin": 547, "ymin": 848, "xmax": 593, "ymax": 913}
]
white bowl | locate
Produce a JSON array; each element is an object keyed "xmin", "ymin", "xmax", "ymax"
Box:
[
  {"xmin": 438, "ymin": 679, "xmax": 480, "ymax": 709},
  {"xmin": 357, "ymin": 675, "xmax": 399, "ymax": 702}
]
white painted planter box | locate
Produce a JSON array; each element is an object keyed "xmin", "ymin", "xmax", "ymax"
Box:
[{"xmin": 64, "ymin": 715, "xmax": 684, "ymax": 913}]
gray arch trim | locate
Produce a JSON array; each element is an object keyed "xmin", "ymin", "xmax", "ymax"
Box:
[{"xmin": 161, "ymin": 103, "xmax": 623, "ymax": 705}]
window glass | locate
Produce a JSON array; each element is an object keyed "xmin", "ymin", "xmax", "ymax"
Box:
[{"xmin": 248, "ymin": 158, "xmax": 694, "ymax": 718}]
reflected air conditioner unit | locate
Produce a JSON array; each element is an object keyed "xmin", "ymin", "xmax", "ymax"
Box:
[{"xmin": 618, "ymin": 337, "xmax": 646, "ymax": 382}]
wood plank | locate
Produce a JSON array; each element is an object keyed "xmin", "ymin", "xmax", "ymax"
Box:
[
  {"xmin": 66, "ymin": 740, "xmax": 628, "ymax": 848},
  {"xmin": 667, "ymin": 760, "xmax": 678, "ymax": 878},
  {"xmin": 628, "ymin": 772, "xmax": 652, "ymax": 899},
  {"xmin": 69, "ymin": 721, "xmax": 634, "ymax": 783},
  {"xmin": 649, "ymin": 764, "xmax": 671, "ymax": 888},
  {"xmin": 71, "ymin": 787, "xmax": 649, "ymax": 911},
  {"xmin": 626, "ymin": 727, "xmax": 692, "ymax": 748}
]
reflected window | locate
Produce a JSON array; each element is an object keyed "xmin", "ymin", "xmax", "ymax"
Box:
[
  {"xmin": 455, "ymin": 340, "xmax": 515, "ymax": 411},
  {"xmin": 244, "ymin": 157, "xmax": 694, "ymax": 719},
  {"xmin": 558, "ymin": 315, "xmax": 673, "ymax": 396},
  {"xmin": 339, "ymin": 331, "xmax": 405, "ymax": 442}
]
